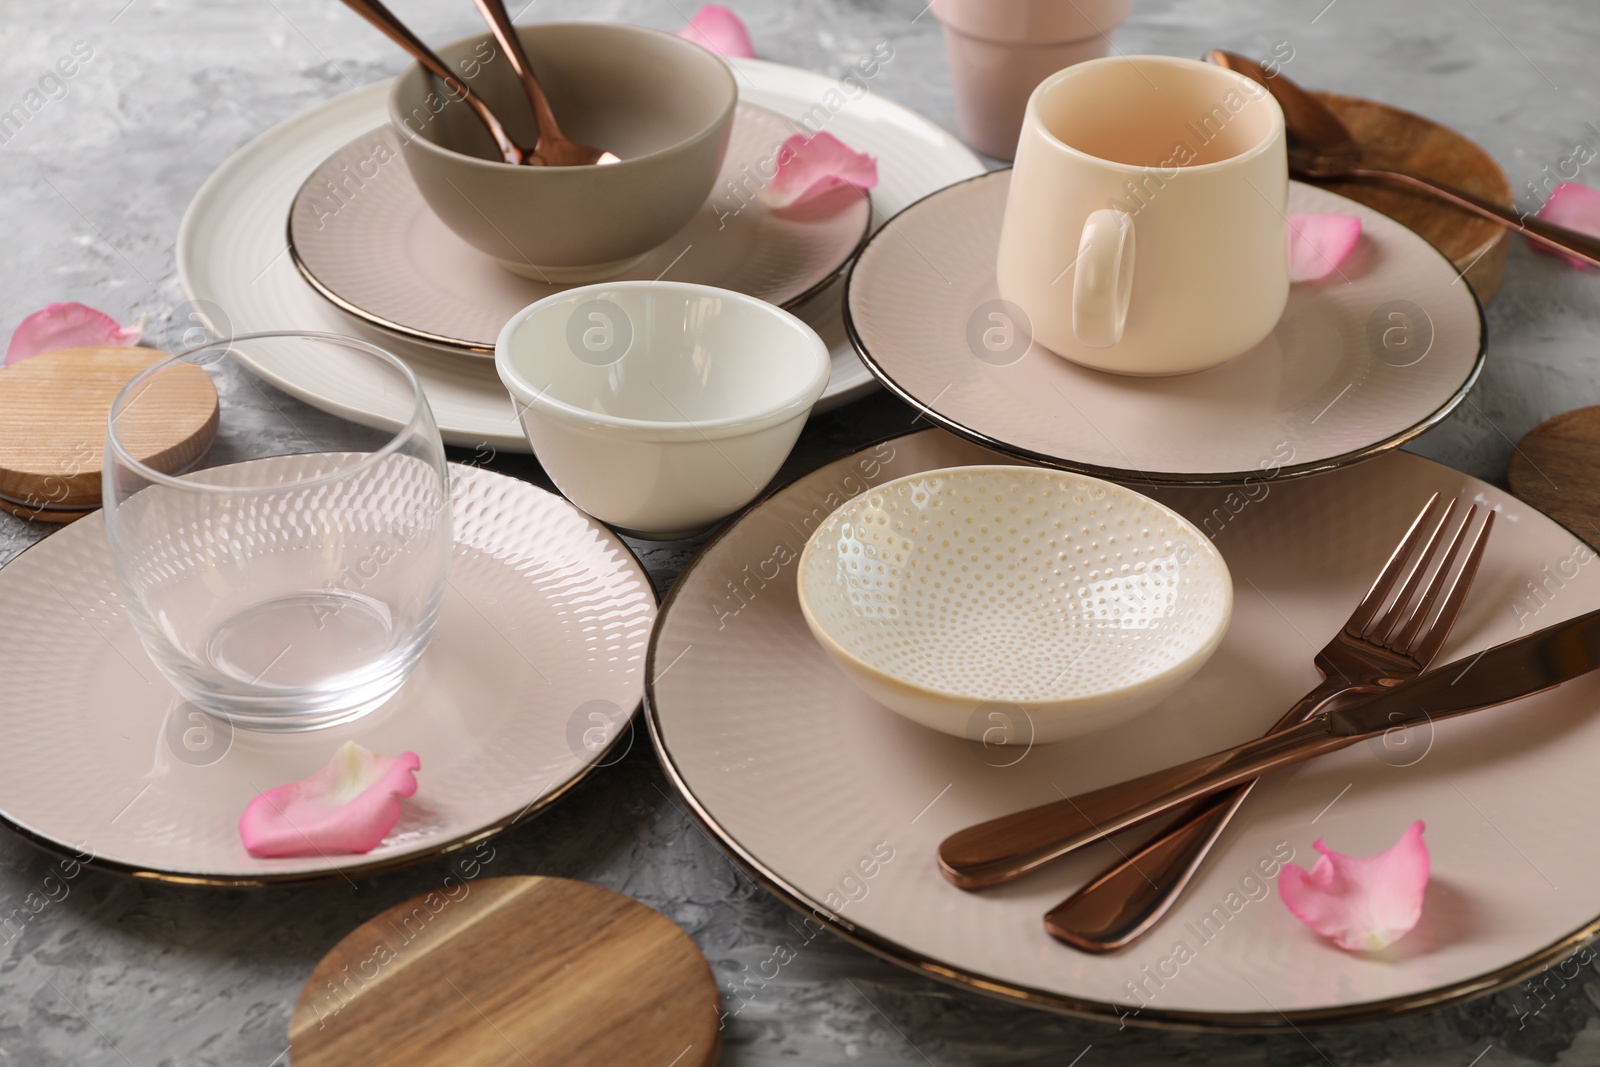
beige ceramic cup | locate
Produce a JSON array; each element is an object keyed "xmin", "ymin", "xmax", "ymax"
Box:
[
  {"xmin": 996, "ymin": 55, "xmax": 1289, "ymax": 376},
  {"xmin": 931, "ymin": 0, "xmax": 1133, "ymax": 161}
]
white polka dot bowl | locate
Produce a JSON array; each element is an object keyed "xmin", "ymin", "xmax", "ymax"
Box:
[{"xmin": 796, "ymin": 466, "xmax": 1233, "ymax": 745}]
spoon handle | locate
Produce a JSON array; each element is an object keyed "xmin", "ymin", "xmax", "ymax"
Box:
[
  {"xmin": 471, "ymin": 0, "xmax": 566, "ymax": 149},
  {"xmin": 339, "ymin": 0, "xmax": 526, "ymax": 165},
  {"xmin": 937, "ymin": 719, "xmax": 1352, "ymax": 890},
  {"xmin": 1041, "ymin": 678, "xmax": 1351, "ymax": 952},
  {"xmin": 1342, "ymin": 165, "xmax": 1600, "ymax": 269}
]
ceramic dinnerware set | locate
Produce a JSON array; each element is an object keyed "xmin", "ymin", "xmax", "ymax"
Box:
[{"xmin": 9, "ymin": 4, "xmax": 1600, "ymax": 1043}]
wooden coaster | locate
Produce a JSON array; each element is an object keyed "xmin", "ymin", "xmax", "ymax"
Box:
[
  {"xmin": 1509, "ymin": 407, "xmax": 1600, "ymax": 548},
  {"xmin": 0, "ymin": 346, "xmax": 218, "ymax": 523},
  {"xmin": 290, "ymin": 876, "xmax": 721, "ymax": 1067},
  {"xmin": 1313, "ymin": 91, "xmax": 1514, "ymax": 302}
]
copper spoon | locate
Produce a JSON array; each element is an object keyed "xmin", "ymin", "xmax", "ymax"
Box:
[
  {"xmin": 340, "ymin": 0, "xmax": 532, "ymax": 165},
  {"xmin": 1206, "ymin": 49, "xmax": 1600, "ymax": 269},
  {"xmin": 472, "ymin": 0, "xmax": 620, "ymax": 166}
]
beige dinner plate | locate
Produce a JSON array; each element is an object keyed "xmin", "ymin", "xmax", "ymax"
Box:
[
  {"xmin": 289, "ymin": 103, "xmax": 872, "ymax": 356},
  {"xmin": 0, "ymin": 464, "xmax": 655, "ymax": 885},
  {"xmin": 844, "ymin": 172, "xmax": 1486, "ymax": 485},
  {"xmin": 648, "ymin": 428, "xmax": 1600, "ymax": 1027}
]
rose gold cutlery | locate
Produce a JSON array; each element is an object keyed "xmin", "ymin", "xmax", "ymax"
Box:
[
  {"xmin": 471, "ymin": 0, "xmax": 620, "ymax": 166},
  {"xmin": 939, "ymin": 602, "xmax": 1600, "ymax": 893},
  {"xmin": 1206, "ymin": 49, "xmax": 1600, "ymax": 269},
  {"xmin": 340, "ymin": 0, "xmax": 533, "ymax": 164},
  {"xmin": 342, "ymin": 0, "xmax": 616, "ymax": 167},
  {"xmin": 1043, "ymin": 493, "xmax": 1492, "ymax": 950}
]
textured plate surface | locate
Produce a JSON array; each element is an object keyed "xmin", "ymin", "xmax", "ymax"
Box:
[
  {"xmin": 649, "ymin": 428, "xmax": 1600, "ymax": 1027},
  {"xmin": 845, "ymin": 172, "xmax": 1486, "ymax": 484},
  {"xmin": 0, "ymin": 464, "xmax": 654, "ymax": 884},
  {"xmin": 289, "ymin": 104, "xmax": 871, "ymax": 355},
  {"xmin": 176, "ymin": 59, "xmax": 985, "ymax": 449}
]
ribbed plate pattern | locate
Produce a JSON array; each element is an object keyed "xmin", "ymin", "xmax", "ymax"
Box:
[{"xmin": 290, "ymin": 105, "xmax": 870, "ymax": 351}]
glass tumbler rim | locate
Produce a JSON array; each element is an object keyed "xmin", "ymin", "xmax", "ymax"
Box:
[{"xmin": 105, "ymin": 330, "xmax": 435, "ymax": 496}]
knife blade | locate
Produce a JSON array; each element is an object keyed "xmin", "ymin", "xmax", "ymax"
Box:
[{"xmin": 939, "ymin": 605, "xmax": 1600, "ymax": 890}]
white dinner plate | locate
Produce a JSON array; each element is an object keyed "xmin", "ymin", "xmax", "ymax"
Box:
[
  {"xmin": 0, "ymin": 465, "xmax": 654, "ymax": 885},
  {"xmin": 176, "ymin": 58, "xmax": 985, "ymax": 450},
  {"xmin": 648, "ymin": 428, "xmax": 1600, "ymax": 1027}
]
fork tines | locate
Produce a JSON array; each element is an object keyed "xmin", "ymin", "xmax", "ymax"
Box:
[{"xmin": 1347, "ymin": 493, "xmax": 1496, "ymax": 665}]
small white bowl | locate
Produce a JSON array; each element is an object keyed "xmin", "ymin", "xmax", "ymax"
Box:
[
  {"xmin": 797, "ymin": 466, "xmax": 1233, "ymax": 744},
  {"xmin": 496, "ymin": 281, "xmax": 830, "ymax": 539}
]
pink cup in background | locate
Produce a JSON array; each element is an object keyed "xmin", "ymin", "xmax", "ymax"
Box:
[{"xmin": 931, "ymin": 0, "xmax": 1135, "ymax": 160}]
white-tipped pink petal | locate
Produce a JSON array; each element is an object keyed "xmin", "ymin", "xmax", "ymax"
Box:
[
  {"xmin": 675, "ymin": 4, "xmax": 755, "ymax": 58},
  {"xmin": 239, "ymin": 741, "xmax": 420, "ymax": 859},
  {"xmin": 1535, "ymin": 182, "xmax": 1600, "ymax": 269},
  {"xmin": 759, "ymin": 132, "xmax": 878, "ymax": 209},
  {"xmin": 1287, "ymin": 213, "xmax": 1363, "ymax": 283},
  {"xmin": 1278, "ymin": 821, "xmax": 1429, "ymax": 952},
  {"xmin": 5, "ymin": 302, "xmax": 144, "ymax": 366}
]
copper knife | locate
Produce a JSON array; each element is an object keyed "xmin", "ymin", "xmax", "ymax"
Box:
[{"xmin": 939, "ymin": 606, "xmax": 1600, "ymax": 890}]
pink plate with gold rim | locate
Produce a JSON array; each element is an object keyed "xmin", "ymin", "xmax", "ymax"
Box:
[
  {"xmin": 289, "ymin": 103, "xmax": 871, "ymax": 357},
  {"xmin": 844, "ymin": 172, "xmax": 1486, "ymax": 485},
  {"xmin": 0, "ymin": 465, "xmax": 654, "ymax": 886},
  {"xmin": 648, "ymin": 428, "xmax": 1600, "ymax": 1028}
]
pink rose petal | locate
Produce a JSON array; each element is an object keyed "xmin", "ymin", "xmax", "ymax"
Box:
[
  {"xmin": 1287, "ymin": 213, "xmax": 1362, "ymax": 283},
  {"xmin": 6, "ymin": 302, "xmax": 143, "ymax": 366},
  {"xmin": 1535, "ymin": 181, "xmax": 1600, "ymax": 269},
  {"xmin": 759, "ymin": 132, "xmax": 878, "ymax": 209},
  {"xmin": 1279, "ymin": 821, "xmax": 1429, "ymax": 952},
  {"xmin": 239, "ymin": 741, "xmax": 420, "ymax": 859},
  {"xmin": 675, "ymin": 4, "xmax": 755, "ymax": 58}
]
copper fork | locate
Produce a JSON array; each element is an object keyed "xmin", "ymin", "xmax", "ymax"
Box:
[
  {"xmin": 1044, "ymin": 493, "xmax": 1494, "ymax": 949},
  {"xmin": 938, "ymin": 493, "xmax": 1495, "ymax": 899}
]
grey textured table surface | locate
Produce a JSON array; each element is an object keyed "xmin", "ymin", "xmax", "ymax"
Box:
[{"xmin": 3, "ymin": 0, "xmax": 1600, "ymax": 1063}]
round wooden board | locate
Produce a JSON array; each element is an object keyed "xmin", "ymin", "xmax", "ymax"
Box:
[
  {"xmin": 1313, "ymin": 91, "xmax": 1513, "ymax": 302},
  {"xmin": 1509, "ymin": 407, "xmax": 1600, "ymax": 549},
  {"xmin": 290, "ymin": 876, "xmax": 722, "ymax": 1067},
  {"xmin": 0, "ymin": 346, "xmax": 217, "ymax": 522}
]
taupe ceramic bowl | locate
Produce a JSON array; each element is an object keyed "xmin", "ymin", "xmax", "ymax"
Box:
[{"xmin": 389, "ymin": 23, "xmax": 737, "ymax": 281}]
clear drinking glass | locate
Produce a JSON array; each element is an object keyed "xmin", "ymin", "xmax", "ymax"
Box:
[{"xmin": 103, "ymin": 332, "xmax": 452, "ymax": 731}]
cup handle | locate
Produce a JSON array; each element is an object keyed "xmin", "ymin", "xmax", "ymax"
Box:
[{"xmin": 1071, "ymin": 209, "xmax": 1135, "ymax": 349}]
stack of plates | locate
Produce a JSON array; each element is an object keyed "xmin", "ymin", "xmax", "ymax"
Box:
[{"xmin": 176, "ymin": 58, "xmax": 985, "ymax": 451}]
